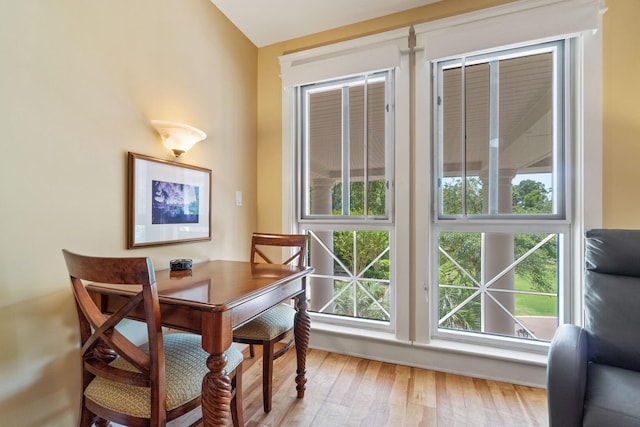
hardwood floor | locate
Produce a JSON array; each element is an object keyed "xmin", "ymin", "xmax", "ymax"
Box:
[{"xmin": 217, "ymin": 345, "xmax": 548, "ymax": 427}]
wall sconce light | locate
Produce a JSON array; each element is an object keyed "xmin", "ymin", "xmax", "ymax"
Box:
[{"xmin": 151, "ymin": 120, "xmax": 207, "ymax": 157}]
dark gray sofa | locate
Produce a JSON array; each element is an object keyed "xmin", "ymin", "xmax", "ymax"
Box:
[{"xmin": 547, "ymin": 229, "xmax": 640, "ymax": 426}]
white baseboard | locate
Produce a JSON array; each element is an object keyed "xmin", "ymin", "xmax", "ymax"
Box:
[{"xmin": 308, "ymin": 324, "xmax": 548, "ymax": 388}]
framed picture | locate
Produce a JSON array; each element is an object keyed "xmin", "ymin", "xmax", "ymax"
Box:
[{"xmin": 128, "ymin": 152, "xmax": 211, "ymax": 248}]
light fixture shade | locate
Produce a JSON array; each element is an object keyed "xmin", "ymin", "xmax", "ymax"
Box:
[{"xmin": 151, "ymin": 120, "xmax": 207, "ymax": 157}]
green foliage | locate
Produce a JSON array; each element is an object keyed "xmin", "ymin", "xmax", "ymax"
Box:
[
  {"xmin": 512, "ymin": 179, "xmax": 552, "ymax": 214},
  {"xmin": 437, "ymin": 176, "xmax": 558, "ymax": 329},
  {"xmin": 333, "ymin": 230, "xmax": 389, "ymax": 280},
  {"xmin": 438, "ymin": 233, "xmax": 482, "ymax": 330},
  {"xmin": 441, "ymin": 177, "xmax": 484, "ymax": 215},
  {"xmin": 438, "ymin": 232, "xmax": 481, "ymax": 285},
  {"xmin": 441, "ymin": 177, "xmax": 553, "ymax": 216},
  {"xmin": 332, "ymin": 180, "xmax": 387, "ymax": 216},
  {"xmin": 514, "ymin": 233, "xmax": 557, "ymax": 293},
  {"xmin": 332, "ymin": 280, "xmax": 390, "ymax": 321},
  {"xmin": 320, "ymin": 176, "xmax": 558, "ymax": 324},
  {"xmin": 439, "ymin": 288, "xmax": 481, "ymax": 330},
  {"xmin": 311, "ymin": 178, "xmax": 392, "ymax": 321}
]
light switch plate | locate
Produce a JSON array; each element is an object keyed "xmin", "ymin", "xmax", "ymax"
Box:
[{"xmin": 235, "ymin": 191, "xmax": 242, "ymax": 206}]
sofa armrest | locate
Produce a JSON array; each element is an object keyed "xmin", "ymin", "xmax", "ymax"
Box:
[{"xmin": 547, "ymin": 324, "xmax": 589, "ymax": 427}]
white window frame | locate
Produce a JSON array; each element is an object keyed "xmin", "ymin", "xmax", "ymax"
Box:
[
  {"xmin": 299, "ymin": 70, "xmax": 395, "ymax": 222},
  {"xmin": 430, "ymin": 39, "xmax": 571, "ymax": 352},
  {"xmin": 434, "ymin": 40, "xmax": 567, "ymax": 221},
  {"xmin": 280, "ymin": 28, "xmax": 412, "ymax": 340},
  {"xmin": 278, "ymin": 0, "xmax": 603, "ymax": 378},
  {"xmin": 413, "ymin": 0, "xmax": 605, "ymax": 348}
]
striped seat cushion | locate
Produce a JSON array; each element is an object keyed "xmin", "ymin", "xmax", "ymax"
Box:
[
  {"xmin": 233, "ymin": 303, "xmax": 296, "ymax": 340},
  {"xmin": 85, "ymin": 333, "xmax": 242, "ymax": 419}
]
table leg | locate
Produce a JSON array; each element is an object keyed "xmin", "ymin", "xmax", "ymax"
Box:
[
  {"xmin": 201, "ymin": 352, "xmax": 232, "ymax": 427},
  {"xmin": 294, "ymin": 292, "xmax": 310, "ymax": 398}
]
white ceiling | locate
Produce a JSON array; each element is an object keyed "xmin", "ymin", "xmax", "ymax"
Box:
[{"xmin": 209, "ymin": 0, "xmax": 441, "ymax": 48}]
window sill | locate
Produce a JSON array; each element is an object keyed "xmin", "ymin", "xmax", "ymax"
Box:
[
  {"xmin": 310, "ymin": 321, "xmax": 548, "ymax": 387},
  {"xmin": 417, "ymin": 338, "xmax": 548, "ymax": 367}
]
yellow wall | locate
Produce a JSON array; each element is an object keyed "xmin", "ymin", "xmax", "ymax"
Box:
[
  {"xmin": 256, "ymin": 0, "xmax": 640, "ymax": 232},
  {"xmin": 602, "ymin": 0, "xmax": 640, "ymax": 227},
  {"xmin": 1, "ymin": 0, "xmax": 638, "ymax": 424},
  {"xmin": 0, "ymin": 1, "xmax": 257, "ymax": 425}
]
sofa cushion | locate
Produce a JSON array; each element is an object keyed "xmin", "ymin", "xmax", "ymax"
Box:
[
  {"xmin": 584, "ymin": 229, "xmax": 640, "ymax": 372},
  {"xmin": 583, "ymin": 363, "xmax": 640, "ymax": 427},
  {"xmin": 585, "ymin": 229, "xmax": 640, "ymax": 277},
  {"xmin": 585, "ymin": 271, "xmax": 640, "ymax": 371}
]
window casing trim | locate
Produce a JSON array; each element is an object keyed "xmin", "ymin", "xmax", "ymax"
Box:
[{"xmin": 414, "ymin": 0, "xmax": 604, "ymax": 61}]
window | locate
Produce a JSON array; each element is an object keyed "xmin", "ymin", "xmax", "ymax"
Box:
[
  {"xmin": 301, "ymin": 72, "xmax": 392, "ymax": 220},
  {"xmin": 281, "ymin": 0, "xmax": 602, "ymax": 373},
  {"xmin": 431, "ymin": 40, "xmax": 571, "ymax": 347},
  {"xmin": 298, "ymin": 72, "xmax": 394, "ymax": 327},
  {"xmin": 436, "ymin": 43, "xmax": 565, "ymax": 220},
  {"xmin": 280, "ymin": 29, "xmax": 410, "ymax": 333}
]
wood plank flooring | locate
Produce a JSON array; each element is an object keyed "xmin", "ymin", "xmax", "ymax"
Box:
[{"xmin": 213, "ymin": 345, "xmax": 548, "ymax": 427}]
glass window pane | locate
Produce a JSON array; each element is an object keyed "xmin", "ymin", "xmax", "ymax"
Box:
[
  {"xmin": 307, "ymin": 229, "xmax": 390, "ymax": 323},
  {"xmin": 349, "ymin": 84, "xmax": 365, "ymax": 215},
  {"xmin": 303, "ymin": 73, "xmax": 391, "ymax": 219},
  {"xmin": 433, "ymin": 40, "xmax": 568, "ymax": 347},
  {"xmin": 306, "ymin": 88, "xmax": 342, "ymax": 217},
  {"xmin": 464, "ymin": 63, "xmax": 490, "ymax": 215},
  {"xmin": 437, "ymin": 230, "xmax": 559, "ymax": 341},
  {"xmin": 441, "ymin": 66, "xmax": 463, "ymax": 216},
  {"xmin": 438, "ymin": 46, "xmax": 560, "ymax": 218},
  {"xmin": 439, "ymin": 288, "xmax": 481, "ymax": 332},
  {"xmin": 367, "ymin": 80, "xmax": 388, "ymax": 217},
  {"xmin": 499, "ymin": 53, "xmax": 554, "ymax": 215}
]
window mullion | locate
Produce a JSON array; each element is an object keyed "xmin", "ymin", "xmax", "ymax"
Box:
[
  {"xmin": 461, "ymin": 59, "xmax": 467, "ymax": 218},
  {"xmin": 488, "ymin": 59, "xmax": 500, "ymax": 215},
  {"xmin": 363, "ymin": 75, "xmax": 369, "ymax": 218},
  {"xmin": 342, "ymin": 86, "xmax": 350, "ymax": 216}
]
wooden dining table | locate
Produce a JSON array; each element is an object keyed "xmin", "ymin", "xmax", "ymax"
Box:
[{"xmin": 87, "ymin": 259, "xmax": 314, "ymax": 427}]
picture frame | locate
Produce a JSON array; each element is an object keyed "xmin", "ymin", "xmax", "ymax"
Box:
[{"xmin": 128, "ymin": 152, "xmax": 211, "ymax": 248}]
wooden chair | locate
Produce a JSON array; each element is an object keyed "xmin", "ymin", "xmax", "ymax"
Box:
[
  {"xmin": 232, "ymin": 232, "xmax": 307, "ymax": 413},
  {"xmin": 62, "ymin": 250, "xmax": 243, "ymax": 427}
]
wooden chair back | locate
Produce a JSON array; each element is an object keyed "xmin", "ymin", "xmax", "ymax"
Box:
[
  {"xmin": 250, "ymin": 232, "xmax": 307, "ymax": 267},
  {"xmin": 62, "ymin": 249, "xmax": 168, "ymax": 426}
]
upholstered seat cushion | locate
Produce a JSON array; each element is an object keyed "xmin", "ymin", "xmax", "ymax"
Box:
[
  {"xmin": 233, "ymin": 303, "xmax": 295, "ymax": 340},
  {"xmin": 85, "ymin": 333, "xmax": 243, "ymax": 419},
  {"xmin": 583, "ymin": 363, "xmax": 640, "ymax": 426}
]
